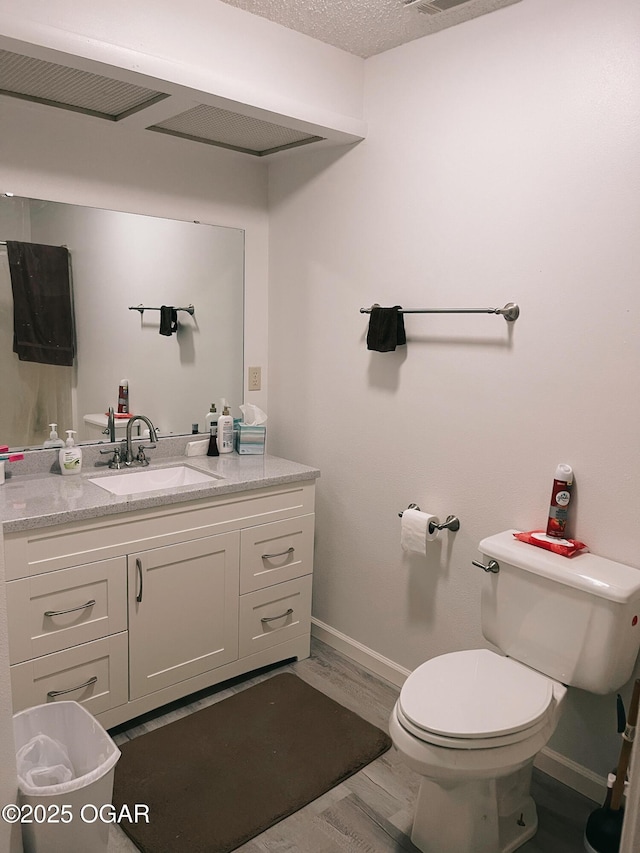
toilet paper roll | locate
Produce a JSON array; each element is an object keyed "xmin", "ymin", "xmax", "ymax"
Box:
[{"xmin": 400, "ymin": 509, "xmax": 440, "ymax": 554}]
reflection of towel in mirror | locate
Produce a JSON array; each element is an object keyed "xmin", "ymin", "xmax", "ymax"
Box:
[
  {"xmin": 7, "ymin": 241, "xmax": 75, "ymax": 366},
  {"xmin": 366, "ymin": 306, "xmax": 406, "ymax": 352},
  {"xmin": 159, "ymin": 306, "xmax": 178, "ymax": 336}
]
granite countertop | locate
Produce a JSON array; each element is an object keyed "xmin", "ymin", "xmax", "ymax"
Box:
[{"xmin": 0, "ymin": 445, "xmax": 320, "ymax": 533}]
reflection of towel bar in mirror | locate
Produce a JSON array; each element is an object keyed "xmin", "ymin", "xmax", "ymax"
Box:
[
  {"xmin": 129, "ymin": 304, "xmax": 195, "ymax": 315},
  {"xmin": 360, "ymin": 302, "xmax": 519, "ymax": 322}
]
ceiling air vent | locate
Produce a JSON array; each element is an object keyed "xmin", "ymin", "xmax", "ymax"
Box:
[
  {"xmin": 0, "ymin": 48, "xmax": 168, "ymax": 120},
  {"xmin": 149, "ymin": 104, "xmax": 324, "ymax": 157},
  {"xmin": 403, "ymin": 0, "xmax": 476, "ymax": 14}
]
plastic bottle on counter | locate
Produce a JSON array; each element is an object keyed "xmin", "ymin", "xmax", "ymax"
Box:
[
  {"xmin": 59, "ymin": 430, "xmax": 82, "ymax": 475},
  {"xmin": 43, "ymin": 424, "xmax": 65, "ymax": 448},
  {"xmin": 217, "ymin": 402, "xmax": 234, "ymax": 454},
  {"xmin": 205, "ymin": 403, "xmax": 219, "ymax": 435}
]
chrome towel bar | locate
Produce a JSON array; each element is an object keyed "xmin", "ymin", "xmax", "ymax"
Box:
[{"xmin": 361, "ymin": 302, "xmax": 519, "ymax": 322}]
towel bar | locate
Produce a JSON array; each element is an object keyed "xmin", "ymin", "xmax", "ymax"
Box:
[{"xmin": 362, "ymin": 303, "xmax": 519, "ymax": 322}]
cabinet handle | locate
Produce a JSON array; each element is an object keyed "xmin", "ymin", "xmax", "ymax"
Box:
[
  {"xmin": 47, "ymin": 676, "xmax": 98, "ymax": 698},
  {"xmin": 262, "ymin": 546, "xmax": 294, "ymax": 560},
  {"xmin": 136, "ymin": 558, "xmax": 143, "ymax": 602},
  {"xmin": 45, "ymin": 599, "xmax": 96, "ymax": 618},
  {"xmin": 261, "ymin": 608, "xmax": 294, "ymax": 624}
]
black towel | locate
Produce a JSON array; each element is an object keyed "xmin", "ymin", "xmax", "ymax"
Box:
[
  {"xmin": 159, "ymin": 306, "xmax": 178, "ymax": 336},
  {"xmin": 366, "ymin": 306, "xmax": 406, "ymax": 352},
  {"xmin": 7, "ymin": 241, "xmax": 75, "ymax": 366}
]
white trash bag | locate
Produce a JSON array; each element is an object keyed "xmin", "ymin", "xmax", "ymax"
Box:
[{"xmin": 16, "ymin": 733, "xmax": 76, "ymax": 789}]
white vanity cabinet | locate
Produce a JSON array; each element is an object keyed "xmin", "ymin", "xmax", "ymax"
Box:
[{"xmin": 4, "ymin": 479, "xmax": 315, "ymax": 728}]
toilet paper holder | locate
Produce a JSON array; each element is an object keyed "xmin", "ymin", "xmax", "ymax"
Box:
[{"xmin": 398, "ymin": 505, "xmax": 460, "ymax": 533}]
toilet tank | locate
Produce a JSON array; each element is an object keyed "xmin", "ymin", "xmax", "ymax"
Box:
[{"xmin": 478, "ymin": 531, "xmax": 640, "ymax": 694}]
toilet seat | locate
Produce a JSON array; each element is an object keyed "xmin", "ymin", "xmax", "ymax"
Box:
[
  {"xmin": 395, "ymin": 703, "xmax": 555, "ymax": 750},
  {"xmin": 398, "ymin": 649, "xmax": 560, "ymax": 749}
]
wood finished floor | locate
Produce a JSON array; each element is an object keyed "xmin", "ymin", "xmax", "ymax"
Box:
[{"xmin": 107, "ymin": 638, "xmax": 597, "ymax": 852}]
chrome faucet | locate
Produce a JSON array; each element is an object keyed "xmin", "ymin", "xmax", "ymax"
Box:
[
  {"xmin": 102, "ymin": 407, "xmax": 116, "ymax": 443},
  {"xmin": 124, "ymin": 415, "xmax": 158, "ymax": 465}
]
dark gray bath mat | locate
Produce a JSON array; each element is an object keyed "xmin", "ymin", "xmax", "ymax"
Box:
[{"xmin": 113, "ymin": 672, "xmax": 392, "ymax": 852}]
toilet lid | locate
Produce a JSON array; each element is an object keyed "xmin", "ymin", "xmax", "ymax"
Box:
[{"xmin": 399, "ymin": 649, "xmax": 555, "ymax": 739}]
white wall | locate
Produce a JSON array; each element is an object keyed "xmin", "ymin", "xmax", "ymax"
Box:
[{"xmin": 267, "ymin": 0, "xmax": 640, "ymax": 784}]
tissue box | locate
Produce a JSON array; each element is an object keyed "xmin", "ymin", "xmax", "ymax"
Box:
[{"xmin": 235, "ymin": 423, "xmax": 266, "ymax": 454}]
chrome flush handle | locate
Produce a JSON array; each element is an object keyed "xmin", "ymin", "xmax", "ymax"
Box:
[{"xmin": 472, "ymin": 559, "xmax": 500, "ymax": 574}]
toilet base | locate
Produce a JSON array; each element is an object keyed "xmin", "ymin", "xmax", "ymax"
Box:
[{"xmin": 410, "ymin": 763, "xmax": 538, "ymax": 853}]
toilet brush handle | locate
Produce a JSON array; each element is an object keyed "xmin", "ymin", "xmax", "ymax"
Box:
[{"xmin": 611, "ymin": 678, "xmax": 640, "ymax": 811}]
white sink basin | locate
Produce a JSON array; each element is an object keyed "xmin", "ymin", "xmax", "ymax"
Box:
[{"xmin": 89, "ymin": 465, "xmax": 223, "ymax": 496}]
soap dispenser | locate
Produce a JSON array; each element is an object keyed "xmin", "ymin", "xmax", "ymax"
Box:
[
  {"xmin": 205, "ymin": 403, "xmax": 219, "ymax": 435},
  {"xmin": 43, "ymin": 424, "xmax": 65, "ymax": 448},
  {"xmin": 217, "ymin": 402, "xmax": 234, "ymax": 454},
  {"xmin": 59, "ymin": 430, "xmax": 82, "ymax": 475}
]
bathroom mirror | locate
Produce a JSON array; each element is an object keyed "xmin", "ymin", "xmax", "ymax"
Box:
[{"xmin": 0, "ymin": 195, "xmax": 244, "ymax": 451}]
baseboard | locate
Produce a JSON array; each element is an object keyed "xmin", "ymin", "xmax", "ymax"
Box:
[
  {"xmin": 311, "ymin": 618, "xmax": 607, "ymax": 803},
  {"xmin": 311, "ymin": 618, "xmax": 411, "ymax": 688},
  {"xmin": 534, "ymin": 746, "xmax": 606, "ymax": 804}
]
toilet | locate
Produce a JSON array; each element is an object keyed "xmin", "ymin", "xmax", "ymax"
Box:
[{"xmin": 389, "ymin": 530, "xmax": 640, "ymax": 853}]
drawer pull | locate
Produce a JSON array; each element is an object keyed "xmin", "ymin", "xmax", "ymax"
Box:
[
  {"xmin": 45, "ymin": 599, "xmax": 96, "ymax": 618},
  {"xmin": 261, "ymin": 608, "xmax": 294, "ymax": 624},
  {"xmin": 136, "ymin": 558, "xmax": 143, "ymax": 603},
  {"xmin": 262, "ymin": 546, "xmax": 295, "ymax": 560},
  {"xmin": 47, "ymin": 676, "xmax": 98, "ymax": 698}
]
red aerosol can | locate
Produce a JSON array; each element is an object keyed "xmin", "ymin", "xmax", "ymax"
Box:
[{"xmin": 546, "ymin": 464, "xmax": 573, "ymax": 538}]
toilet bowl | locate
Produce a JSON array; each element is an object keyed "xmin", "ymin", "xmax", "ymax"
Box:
[
  {"xmin": 389, "ymin": 531, "xmax": 640, "ymax": 853},
  {"xmin": 390, "ymin": 649, "xmax": 566, "ymax": 853}
]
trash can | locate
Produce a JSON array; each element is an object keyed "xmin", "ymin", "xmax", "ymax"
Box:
[{"xmin": 13, "ymin": 701, "xmax": 120, "ymax": 853}]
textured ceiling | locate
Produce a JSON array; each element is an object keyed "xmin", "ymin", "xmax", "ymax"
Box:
[{"xmin": 218, "ymin": 0, "xmax": 521, "ymax": 58}]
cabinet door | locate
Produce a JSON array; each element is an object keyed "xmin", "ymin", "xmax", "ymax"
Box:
[{"xmin": 128, "ymin": 532, "xmax": 239, "ymax": 700}]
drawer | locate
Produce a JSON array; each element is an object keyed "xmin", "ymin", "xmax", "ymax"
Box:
[
  {"xmin": 239, "ymin": 575, "xmax": 312, "ymax": 658},
  {"xmin": 240, "ymin": 515, "xmax": 314, "ymax": 593},
  {"xmin": 10, "ymin": 632, "xmax": 129, "ymax": 716},
  {"xmin": 6, "ymin": 557, "xmax": 127, "ymax": 664},
  {"xmin": 4, "ymin": 481, "xmax": 316, "ymax": 580}
]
